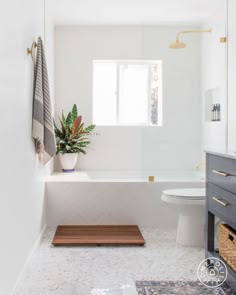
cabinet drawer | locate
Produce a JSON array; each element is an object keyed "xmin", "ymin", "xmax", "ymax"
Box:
[
  {"xmin": 208, "ymin": 154, "xmax": 236, "ymax": 194},
  {"xmin": 208, "ymin": 183, "xmax": 236, "ymax": 225}
]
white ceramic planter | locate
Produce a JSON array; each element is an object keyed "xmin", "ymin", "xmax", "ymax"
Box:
[{"xmin": 59, "ymin": 153, "xmax": 78, "ymax": 172}]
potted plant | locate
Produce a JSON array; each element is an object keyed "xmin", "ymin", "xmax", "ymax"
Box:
[{"xmin": 54, "ymin": 104, "xmax": 95, "ymax": 172}]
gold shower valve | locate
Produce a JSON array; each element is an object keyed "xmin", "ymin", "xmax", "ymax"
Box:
[
  {"xmin": 220, "ymin": 37, "xmax": 227, "ymax": 43},
  {"xmin": 195, "ymin": 160, "xmax": 206, "ymax": 171},
  {"xmin": 149, "ymin": 176, "xmax": 155, "ymax": 182}
]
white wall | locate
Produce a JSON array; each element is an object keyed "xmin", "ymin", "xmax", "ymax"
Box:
[
  {"xmin": 0, "ymin": 1, "xmax": 45, "ymax": 294},
  {"xmin": 55, "ymin": 26, "xmax": 202, "ymax": 171},
  {"xmin": 200, "ymin": 2, "xmax": 227, "ymax": 153},
  {"xmin": 47, "ymin": 0, "xmax": 224, "ymax": 26},
  {"xmin": 44, "ymin": 0, "xmax": 57, "ymax": 175},
  {"xmin": 228, "ymin": 0, "xmax": 236, "ymax": 153}
]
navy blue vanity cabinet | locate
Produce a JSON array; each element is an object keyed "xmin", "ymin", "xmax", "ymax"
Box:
[{"xmin": 206, "ymin": 152, "xmax": 236, "ymax": 289}]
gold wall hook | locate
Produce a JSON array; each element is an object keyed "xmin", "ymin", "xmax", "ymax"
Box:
[{"xmin": 27, "ymin": 41, "xmax": 37, "ymax": 61}]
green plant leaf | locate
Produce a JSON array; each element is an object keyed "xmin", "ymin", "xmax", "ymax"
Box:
[
  {"xmin": 77, "ymin": 148, "xmax": 87, "ymax": 154},
  {"xmin": 84, "ymin": 124, "xmax": 96, "ymax": 133},
  {"xmin": 66, "ymin": 112, "xmax": 72, "ymax": 127},
  {"xmin": 54, "ymin": 104, "xmax": 96, "ymax": 154},
  {"xmin": 71, "ymin": 104, "xmax": 78, "ymax": 122},
  {"xmin": 53, "ymin": 120, "xmax": 62, "ymax": 137},
  {"xmin": 59, "ymin": 118, "xmax": 66, "ymax": 137},
  {"xmin": 62, "ymin": 111, "xmax": 66, "ymax": 123},
  {"xmin": 78, "ymin": 123, "xmax": 84, "ymax": 132}
]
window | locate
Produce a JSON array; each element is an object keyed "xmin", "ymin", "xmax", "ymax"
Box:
[{"xmin": 93, "ymin": 60, "xmax": 162, "ymax": 126}]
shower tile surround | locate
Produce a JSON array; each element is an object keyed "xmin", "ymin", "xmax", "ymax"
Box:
[
  {"xmin": 54, "ymin": 26, "xmax": 202, "ymax": 173},
  {"xmin": 14, "ymin": 228, "xmax": 204, "ymax": 295}
]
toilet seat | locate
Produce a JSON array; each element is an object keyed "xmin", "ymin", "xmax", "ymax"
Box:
[{"xmin": 162, "ymin": 188, "xmax": 205, "ymax": 200}]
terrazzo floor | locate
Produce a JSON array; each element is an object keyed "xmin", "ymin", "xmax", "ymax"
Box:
[{"xmin": 14, "ymin": 228, "xmax": 204, "ymax": 295}]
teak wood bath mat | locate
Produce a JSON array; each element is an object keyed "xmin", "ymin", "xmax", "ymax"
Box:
[{"xmin": 52, "ymin": 225, "xmax": 145, "ymax": 246}]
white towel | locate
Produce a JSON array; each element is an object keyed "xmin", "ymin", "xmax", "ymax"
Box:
[{"xmin": 32, "ymin": 37, "xmax": 56, "ymax": 164}]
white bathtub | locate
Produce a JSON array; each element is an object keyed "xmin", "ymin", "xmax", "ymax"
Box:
[{"xmin": 46, "ymin": 170, "xmax": 205, "ymax": 228}]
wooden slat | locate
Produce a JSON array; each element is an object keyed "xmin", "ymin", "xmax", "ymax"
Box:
[{"xmin": 52, "ymin": 225, "xmax": 145, "ymax": 246}]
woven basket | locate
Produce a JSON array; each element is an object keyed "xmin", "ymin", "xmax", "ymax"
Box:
[{"xmin": 219, "ymin": 224, "xmax": 236, "ymax": 272}]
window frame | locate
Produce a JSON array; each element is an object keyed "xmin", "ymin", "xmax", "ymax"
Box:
[{"xmin": 92, "ymin": 60, "xmax": 162, "ymax": 127}]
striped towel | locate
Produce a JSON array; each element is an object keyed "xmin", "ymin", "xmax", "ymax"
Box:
[{"xmin": 32, "ymin": 37, "xmax": 56, "ymax": 164}]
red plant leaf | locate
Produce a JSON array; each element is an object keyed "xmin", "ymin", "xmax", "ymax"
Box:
[{"xmin": 72, "ymin": 116, "xmax": 82, "ymax": 134}]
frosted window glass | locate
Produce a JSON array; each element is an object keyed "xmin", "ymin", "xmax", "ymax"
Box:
[
  {"xmin": 93, "ymin": 62, "xmax": 117, "ymax": 125},
  {"xmin": 93, "ymin": 60, "xmax": 162, "ymax": 126},
  {"xmin": 119, "ymin": 64, "xmax": 149, "ymax": 124}
]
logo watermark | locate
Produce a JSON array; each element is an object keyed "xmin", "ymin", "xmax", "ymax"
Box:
[{"xmin": 197, "ymin": 257, "xmax": 227, "ymax": 288}]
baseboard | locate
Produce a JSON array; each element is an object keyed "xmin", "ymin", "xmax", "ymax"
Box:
[{"xmin": 11, "ymin": 224, "xmax": 47, "ymax": 295}]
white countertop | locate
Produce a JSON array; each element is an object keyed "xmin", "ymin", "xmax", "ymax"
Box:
[{"xmin": 205, "ymin": 150, "xmax": 236, "ymax": 160}]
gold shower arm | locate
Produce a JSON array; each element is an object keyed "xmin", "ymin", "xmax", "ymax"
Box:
[{"xmin": 176, "ymin": 29, "xmax": 212, "ymax": 42}]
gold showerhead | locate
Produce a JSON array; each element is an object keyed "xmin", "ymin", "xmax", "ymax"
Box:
[
  {"xmin": 169, "ymin": 39, "xmax": 186, "ymax": 49},
  {"xmin": 169, "ymin": 29, "xmax": 212, "ymax": 49}
]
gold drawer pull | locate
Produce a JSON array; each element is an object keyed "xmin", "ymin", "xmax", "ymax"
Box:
[
  {"xmin": 212, "ymin": 170, "xmax": 230, "ymax": 177},
  {"xmin": 212, "ymin": 197, "xmax": 230, "ymax": 207}
]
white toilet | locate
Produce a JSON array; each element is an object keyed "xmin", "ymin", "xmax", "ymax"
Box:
[{"xmin": 161, "ymin": 188, "xmax": 205, "ymax": 247}]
